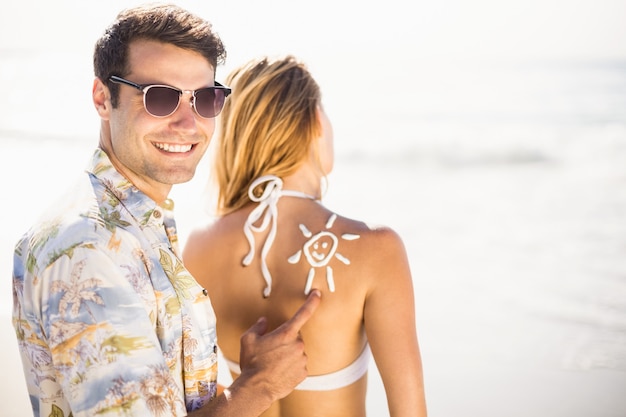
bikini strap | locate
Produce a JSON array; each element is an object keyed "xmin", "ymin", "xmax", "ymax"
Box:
[{"xmin": 223, "ymin": 343, "xmax": 371, "ymax": 391}]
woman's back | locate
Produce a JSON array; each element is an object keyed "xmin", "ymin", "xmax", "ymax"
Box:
[{"xmin": 185, "ymin": 194, "xmax": 395, "ymax": 416}]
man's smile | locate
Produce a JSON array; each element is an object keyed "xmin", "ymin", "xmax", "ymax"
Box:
[{"xmin": 153, "ymin": 142, "xmax": 194, "ymax": 153}]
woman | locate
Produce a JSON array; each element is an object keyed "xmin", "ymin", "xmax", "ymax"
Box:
[{"xmin": 183, "ymin": 55, "xmax": 427, "ymax": 417}]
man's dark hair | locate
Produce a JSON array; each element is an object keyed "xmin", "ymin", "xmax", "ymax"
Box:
[{"xmin": 94, "ymin": 3, "xmax": 226, "ymax": 106}]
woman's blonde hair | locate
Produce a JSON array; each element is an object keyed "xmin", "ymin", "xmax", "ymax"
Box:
[{"xmin": 213, "ymin": 55, "xmax": 323, "ymax": 215}]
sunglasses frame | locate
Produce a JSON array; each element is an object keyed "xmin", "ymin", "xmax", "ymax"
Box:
[{"xmin": 108, "ymin": 75, "xmax": 231, "ymax": 119}]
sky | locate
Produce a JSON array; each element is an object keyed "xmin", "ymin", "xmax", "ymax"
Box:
[{"xmin": 1, "ymin": 0, "xmax": 625, "ymax": 64}]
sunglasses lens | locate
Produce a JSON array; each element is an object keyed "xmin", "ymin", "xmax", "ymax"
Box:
[
  {"xmin": 195, "ymin": 88, "xmax": 226, "ymax": 118},
  {"xmin": 144, "ymin": 86, "xmax": 181, "ymax": 117}
]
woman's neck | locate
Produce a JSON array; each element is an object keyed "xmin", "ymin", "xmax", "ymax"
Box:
[{"xmin": 281, "ymin": 166, "xmax": 324, "ymax": 200}]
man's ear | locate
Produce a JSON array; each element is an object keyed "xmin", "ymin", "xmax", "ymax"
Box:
[{"xmin": 92, "ymin": 77, "xmax": 111, "ymax": 119}]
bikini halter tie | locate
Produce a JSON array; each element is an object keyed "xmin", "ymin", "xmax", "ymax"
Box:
[{"xmin": 242, "ymin": 175, "xmax": 316, "ymax": 297}]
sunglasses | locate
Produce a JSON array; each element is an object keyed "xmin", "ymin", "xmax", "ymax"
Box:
[{"xmin": 108, "ymin": 75, "xmax": 231, "ymax": 119}]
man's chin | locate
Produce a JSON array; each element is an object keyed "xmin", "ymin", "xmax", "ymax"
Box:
[{"xmin": 161, "ymin": 170, "xmax": 196, "ymax": 185}]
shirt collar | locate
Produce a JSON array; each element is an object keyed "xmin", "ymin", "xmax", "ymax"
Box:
[{"xmin": 87, "ymin": 148, "xmax": 166, "ymax": 228}]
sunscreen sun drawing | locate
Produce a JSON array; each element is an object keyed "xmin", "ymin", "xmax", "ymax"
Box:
[{"xmin": 288, "ymin": 213, "xmax": 360, "ymax": 294}]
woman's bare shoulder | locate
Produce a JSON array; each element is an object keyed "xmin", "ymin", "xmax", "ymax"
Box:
[
  {"xmin": 328, "ymin": 212, "xmax": 409, "ymax": 267},
  {"xmin": 335, "ymin": 213, "xmax": 405, "ymax": 247}
]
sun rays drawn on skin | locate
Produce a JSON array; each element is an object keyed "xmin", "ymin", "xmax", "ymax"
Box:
[{"xmin": 288, "ymin": 214, "xmax": 360, "ymax": 294}]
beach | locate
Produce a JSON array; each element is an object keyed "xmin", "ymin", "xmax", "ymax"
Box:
[{"xmin": 2, "ymin": 0, "xmax": 626, "ymax": 415}]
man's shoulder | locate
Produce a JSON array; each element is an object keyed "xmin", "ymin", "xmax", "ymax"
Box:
[{"xmin": 14, "ymin": 176, "xmax": 135, "ymax": 271}]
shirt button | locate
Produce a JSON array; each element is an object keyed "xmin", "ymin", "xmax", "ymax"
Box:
[
  {"xmin": 162, "ymin": 198, "xmax": 175, "ymax": 211},
  {"xmin": 153, "ymin": 209, "xmax": 162, "ymax": 219}
]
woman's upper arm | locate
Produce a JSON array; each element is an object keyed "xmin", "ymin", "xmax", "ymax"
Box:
[{"xmin": 363, "ymin": 227, "xmax": 428, "ymax": 416}]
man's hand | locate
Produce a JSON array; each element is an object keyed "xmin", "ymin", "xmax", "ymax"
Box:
[{"xmin": 238, "ymin": 289, "xmax": 321, "ymax": 401}]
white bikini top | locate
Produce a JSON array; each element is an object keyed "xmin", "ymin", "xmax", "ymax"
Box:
[
  {"xmin": 224, "ymin": 343, "xmax": 371, "ymax": 391},
  {"xmin": 243, "ymin": 175, "xmax": 360, "ymax": 297}
]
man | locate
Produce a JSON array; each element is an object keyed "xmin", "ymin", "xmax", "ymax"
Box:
[{"xmin": 12, "ymin": 4, "xmax": 320, "ymax": 417}]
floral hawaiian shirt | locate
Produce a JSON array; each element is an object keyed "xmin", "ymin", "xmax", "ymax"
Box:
[{"xmin": 12, "ymin": 148, "xmax": 218, "ymax": 417}]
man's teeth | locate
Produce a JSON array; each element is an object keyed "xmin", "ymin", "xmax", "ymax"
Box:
[{"xmin": 154, "ymin": 143, "xmax": 192, "ymax": 153}]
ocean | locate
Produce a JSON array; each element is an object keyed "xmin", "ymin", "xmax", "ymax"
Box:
[{"xmin": 1, "ymin": 1, "xmax": 626, "ymax": 416}]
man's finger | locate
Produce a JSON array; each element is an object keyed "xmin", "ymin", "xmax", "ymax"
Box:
[{"xmin": 279, "ymin": 289, "xmax": 321, "ymax": 335}]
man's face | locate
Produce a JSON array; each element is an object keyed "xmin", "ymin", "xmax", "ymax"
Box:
[{"xmin": 99, "ymin": 39, "xmax": 218, "ymax": 203}]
